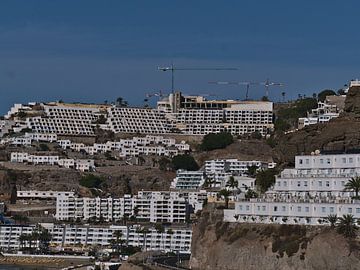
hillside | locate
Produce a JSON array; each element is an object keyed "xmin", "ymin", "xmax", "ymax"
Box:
[
  {"xmin": 190, "ymin": 206, "xmax": 360, "ymax": 270},
  {"xmin": 272, "ymin": 86, "xmax": 360, "ymax": 165}
]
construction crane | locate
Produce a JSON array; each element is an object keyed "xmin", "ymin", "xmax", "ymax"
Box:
[
  {"xmin": 259, "ymin": 79, "xmax": 284, "ymax": 98},
  {"xmin": 158, "ymin": 63, "xmax": 238, "ymax": 93},
  {"xmin": 209, "ymin": 81, "xmax": 259, "ymax": 100}
]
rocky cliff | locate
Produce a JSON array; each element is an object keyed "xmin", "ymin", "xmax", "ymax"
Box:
[{"xmin": 190, "ymin": 207, "xmax": 360, "ymax": 270}]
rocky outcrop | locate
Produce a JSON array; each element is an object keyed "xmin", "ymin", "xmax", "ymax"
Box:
[
  {"xmin": 344, "ymin": 86, "xmax": 360, "ymax": 115},
  {"xmin": 190, "ymin": 207, "xmax": 360, "ymax": 270}
]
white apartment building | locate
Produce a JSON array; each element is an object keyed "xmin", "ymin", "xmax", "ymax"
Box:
[
  {"xmin": 171, "ymin": 170, "xmax": 206, "ymax": 190},
  {"xmin": 0, "ymin": 223, "xmax": 192, "ymax": 253},
  {"xmin": 25, "ymin": 103, "xmax": 109, "ymax": 136},
  {"xmin": 272, "ymin": 152, "xmax": 360, "ymax": 197},
  {"xmin": 10, "ymin": 152, "xmax": 95, "ymax": 172},
  {"xmin": 58, "ymin": 135, "xmax": 190, "ymax": 158},
  {"xmin": 17, "ymin": 190, "xmax": 75, "ymax": 200},
  {"xmin": 224, "ymin": 152, "xmax": 360, "ymax": 226},
  {"xmin": 224, "ymin": 198, "xmax": 360, "ymax": 226},
  {"xmin": 107, "ymin": 92, "xmax": 274, "ymax": 136},
  {"xmin": 1, "ymin": 136, "xmax": 32, "ymax": 146},
  {"xmin": 25, "ymin": 132, "xmax": 57, "ymax": 142},
  {"xmin": 55, "ymin": 190, "xmax": 207, "ymax": 223},
  {"xmin": 298, "ymin": 95, "xmax": 345, "ymax": 129},
  {"xmin": 204, "ymin": 159, "xmax": 274, "ymax": 187},
  {"xmin": 107, "ymin": 107, "xmax": 172, "ymax": 134}
]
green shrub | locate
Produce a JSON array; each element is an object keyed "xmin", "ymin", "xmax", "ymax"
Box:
[
  {"xmin": 171, "ymin": 154, "xmax": 199, "ymax": 171},
  {"xmin": 200, "ymin": 132, "xmax": 234, "ymax": 151},
  {"xmin": 256, "ymin": 169, "xmax": 278, "ymax": 193},
  {"xmin": 79, "ymin": 174, "xmax": 103, "ymax": 188}
]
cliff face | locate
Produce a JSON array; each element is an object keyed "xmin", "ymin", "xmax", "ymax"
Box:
[{"xmin": 190, "ymin": 208, "xmax": 360, "ymax": 270}]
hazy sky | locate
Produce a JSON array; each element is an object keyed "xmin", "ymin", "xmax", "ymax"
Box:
[{"xmin": 0, "ymin": 0, "xmax": 359, "ymax": 114}]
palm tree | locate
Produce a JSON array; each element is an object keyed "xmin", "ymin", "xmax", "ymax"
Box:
[
  {"xmin": 344, "ymin": 177, "xmax": 360, "ymax": 198},
  {"xmin": 325, "ymin": 214, "xmax": 338, "ymax": 228},
  {"xmin": 112, "ymin": 230, "xmax": 125, "ymax": 254},
  {"xmin": 337, "ymin": 214, "xmax": 358, "ymax": 238},
  {"xmin": 217, "ymin": 189, "xmax": 232, "ymax": 209},
  {"xmin": 166, "ymin": 228, "xmax": 174, "ymax": 251},
  {"xmin": 18, "ymin": 234, "xmax": 27, "ymax": 250},
  {"xmin": 155, "ymin": 224, "xmax": 165, "ymax": 250},
  {"xmin": 203, "ymin": 177, "xmax": 215, "ymax": 188},
  {"xmin": 226, "ymin": 176, "xmax": 238, "ymax": 190}
]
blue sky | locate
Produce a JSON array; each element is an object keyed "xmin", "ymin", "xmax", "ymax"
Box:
[{"xmin": 0, "ymin": 0, "xmax": 359, "ymax": 114}]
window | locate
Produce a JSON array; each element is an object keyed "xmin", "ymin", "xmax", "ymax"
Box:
[
  {"xmin": 330, "ymin": 207, "xmax": 334, "ymax": 213},
  {"xmin": 297, "ymin": 181, "xmax": 301, "ymax": 187},
  {"xmin": 299, "ymin": 159, "xmax": 303, "ymax": 165},
  {"xmin": 326, "ymin": 181, "xmax": 330, "ymax": 187},
  {"xmin": 305, "ymin": 159, "xmax": 309, "ymax": 164},
  {"xmin": 356, "ymin": 208, "xmax": 360, "ymax": 214},
  {"xmin": 246, "ymin": 205, "xmax": 250, "ymax": 211},
  {"xmin": 349, "ymin": 158, "xmax": 353, "ymax": 163},
  {"xmin": 304, "ymin": 181, "xmax": 308, "ymax": 187},
  {"xmin": 305, "ymin": 207, "xmax": 309, "ymax": 212},
  {"xmin": 348, "ymin": 208, "xmax": 353, "ymax": 214},
  {"xmin": 239, "ymin": 205, "xmax": 243, "ymax": 211},
  {"xmin": 262, "ymin": 206, "xmax": 266, "ymax": 211},
  {"xmin": 297, "ymin": 206, "xmax": 301, "ymax": 212},
  {"xmin": 318, "ymin": 181, "xmax": 322, "ymax": 187},
  {"xmin": 282, "ymin": 206, "xmax": 286, "ymax": 211},
  {"xmin": 274, "ymin": 206, "xmax": 278, "ymax": 212},
  {"xmin": 342, "ymin": 158, "xmax": 346, "ymax": 163},
  {"xmin": 321, "ymin": 207, "xmax": 326, "ymax": 213},
  {"xmin": 320, "ymin": 159, "xmax": 324, "ymax": 164}
]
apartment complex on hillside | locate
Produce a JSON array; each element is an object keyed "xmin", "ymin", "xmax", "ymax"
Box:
[
  {"xmin": 224, "ymin": 152, "xmax": 360, "ymax": 226},
  {"xmin": 0, "ymin": 223, "xmax": 192, "ymax": 253},
  {"xmin": 3, "ymin": 92, "xmax": 274, "ymax": 137},
  {"xmin": 55, "ymin": 190, "xmax": 207, "ymax": 222}
]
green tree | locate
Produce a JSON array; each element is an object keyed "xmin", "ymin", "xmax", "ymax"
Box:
[
  {"xmin": 217, "ymin": 189, "xmax": 232, "ymax": 208},
  {"xmin": 255, "ymin": 169, "xmax": 277, "ymax": 193},
  {"xmin": 344, "ymin": 177, "xmax": 360, "ymax": 198},
  {"xmin": 318, "ymin": 89, "xmax": 336, "ymax": 102},
  {"xmin": 171, "ymin": 155, "xmax": 199, "ymax": 171},
  {"xmin": 245, "ymin": 188, "xmax": 258, "ymax": 199},
  {"xmin": 247, "ymin": 165, "xmax": 258, "ymax": 177},
  {"xmin": 325, "ymin": 214, "xmax": 338, "ymax": 228},
  {"xmin": 111, "ymin": 230, "xmax": 125, "ymax": 254},
  {"xmin": 199, "ymin": 132, "xmax": 234, "ymax": 151},
  {"xmin": 79, "ymin": 174, "xmax": 103, "ymax": 189},
  {"xmin": 337, "ymin": 214, "xmax": 358, "ymax": 238},
  {"xmin": 158, "ymin": 157, "xmax": 171, "ymax": 171},
  {"xmin": 226, "ymin": 176, "xmax": 239, "ymax": 195},
  {"xmin": 38, "ymin": 143, "xmax": 50, "ymax": 151}
]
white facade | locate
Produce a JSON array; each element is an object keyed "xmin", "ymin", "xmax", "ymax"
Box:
[
  {"xmin": 171, "ymin": 170, "xmax": 206, "ymax": 190},
  {"xmin": 205, "ymin": 159, "xmax": 273, "ymax": 187},
  {"xmin": 224, "ymin": 152, "xmax": 360, "ymax": 226},
  {"xmin": 273, "ymin": 153, "xmax": 360, "ymax": 197},
  {"xmin": 298, "ymin": 96, "xmax": 345, "ymax": 129},
  {"xmin": 10, "ymin": 152, "xmax": 95, "ymax": 172},
  {"xmin": 107, "ymin": 93, "xmax": 274, "ymax": 136},
  {"xmin": 58, "ymin": 135, "xmax": 190, "ymax": 158},
  {"xmin": 224, "ymin": 198, "xmax": 360, "ymax": 226},
  {"xmin": 17, "ymin": 190, "xmax": 74, "ymax": 199},
  {"xmin": 25, "ymin": 132, "xmax": 57, "ymax": 142},
  {"xmin": 0, "ymin": 223, "xmax": 192, "ymax": 253},
  {"xmin": 55, "ymin": 190, "xmax": 207, "ymax": 223}
]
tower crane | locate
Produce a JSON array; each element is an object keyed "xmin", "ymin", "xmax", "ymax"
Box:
[
  {"xmin": 158, "ymin": 63, "xmax": 238, "ymax": 93},
  {"xmin": 259, "ymin": 79, "xmax": 284, "ymax": 98},
  {"xmin": 209, "ymin": 81, "xmax": 258, "ymax": 100}
]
